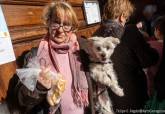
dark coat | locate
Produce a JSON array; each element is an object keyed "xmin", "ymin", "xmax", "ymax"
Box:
[{"xmin": 94, "ymin": 20, "xmax": 159, "ymax": 112}]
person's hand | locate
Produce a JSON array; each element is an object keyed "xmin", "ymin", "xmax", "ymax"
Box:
[
  {"xmin": 136, "ymin": 21, "xmax": 143, "ymax": 29},
  {"xmin": 38, "ymin": 67, "xmax": 51, "ymax": 90}
]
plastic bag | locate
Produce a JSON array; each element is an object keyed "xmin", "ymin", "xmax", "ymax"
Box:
[
  {"xmin": 16, "ymin": 56, "xmax": 41, "ymax": 91},
  {"xmin": 16, "ymin": 56, "xmax": 56, "ymax": 91},
  {"xmin": 16, "ymin": 56, "xmax": 66, "ymax": 106},
  {"xmin": 16, "ymin": 68, "xmax": 41, "ymax": 91}
]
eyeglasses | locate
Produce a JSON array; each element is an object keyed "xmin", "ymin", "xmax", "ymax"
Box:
[{"xmin": 51, "ymin": 23, "xmax": 72, "ymax": 32}]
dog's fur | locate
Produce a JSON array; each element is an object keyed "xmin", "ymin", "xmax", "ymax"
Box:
[
  {"xmin": 0, "ymin": 102, "xmax": 10, "ymax": 114},
  {"xmin": 80, "ymin": 36, "xmax": 124, "ymax": 114}
]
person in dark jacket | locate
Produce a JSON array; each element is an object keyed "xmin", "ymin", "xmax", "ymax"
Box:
[{"xmin": 94, "ymin": 0, "xmax": 159, "ymax": 113}]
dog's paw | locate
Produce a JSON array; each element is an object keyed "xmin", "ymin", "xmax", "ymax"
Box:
[{"xmin": 116, "ymin": 88, "xmax": 124, "ymax": 97}]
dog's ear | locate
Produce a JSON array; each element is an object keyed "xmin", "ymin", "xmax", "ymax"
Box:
[
  {"xmin": 78, "ymin": 37, "xmax": 88, "ymax": 49},
  {"xmin": 109, "ymin": 37, "xmax": 120, "ymax": 45},
  {"xmin": 89, "ymin": 36, "xmax": 101, "ymax": 42},
  {"xmin": 78, "ymin": 37, "xmax": 92, "ymax": 54}
]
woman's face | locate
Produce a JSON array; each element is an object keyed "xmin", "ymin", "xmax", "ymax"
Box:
[{"xmin": 49, "ymin": 16, "xmax": 72, "ymax": 43}]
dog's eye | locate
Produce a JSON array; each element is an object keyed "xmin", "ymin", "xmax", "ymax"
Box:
[
  {"xmin": 106, "ymin": 46, "xmax": 110, "ymax": 50},
  {"xmin": 96, "ymin": 47, "xmax": 101, "ymax": 51}
]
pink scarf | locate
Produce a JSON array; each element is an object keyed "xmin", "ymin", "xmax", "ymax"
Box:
[{"xmin": 46, "ymin": 33, "xmax": 89, "ymax": 107}]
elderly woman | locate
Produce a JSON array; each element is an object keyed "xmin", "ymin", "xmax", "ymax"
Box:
[{"xmin": 6, "ymin": 1, "xmax": 93, "ymax": 114}]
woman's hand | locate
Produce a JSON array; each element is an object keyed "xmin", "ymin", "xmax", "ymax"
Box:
[{"xmin": 38, "ymin": 67, "xmax": 51, "ymax": 90}]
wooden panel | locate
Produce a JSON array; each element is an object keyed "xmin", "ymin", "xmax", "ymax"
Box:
[
  {"xmin": 67, "ymin": 0, "xmax": 83, "ymax": 5},
  {"xmin": 2, "ymin": 5, "xmax": 44, "ymax": 27},
  {"xmin": 0, "ymin": 0, "xmax": 51, "ymax": 2},
  {"xmin": 1, "ymin": 4, "xmax": 85, "ymax": 42},
  {"xmin": 1, "ymin": 4, "xmax": 47, "ymax": 43},
  {"xmin": 0, "ymin": 0, "xmax": 51, "ymax": 5},
  {"xmin": 77, "ymin": 24, "xmax": 100, "ymax": 38},
  {"xmin": 14, "ymin": 39, "xmax": 40, "ymax": 58},
  {"xmin": 12, "ymin": 0, "xmax": 51, "ymax": 2},
  {"xmin": 74, "ymin": 7, "xmax": 84, "ymax": 20},
  {"xmin": 10, "ymin": 25, "xmax": 47, "ymax": 42},
  {"xmin": 0, "ymin": 62, "xmax": 16, "ymax": 101},
  {"xmin": 2, "ymin": 5, "xmax": 85, "ymax": 26}
]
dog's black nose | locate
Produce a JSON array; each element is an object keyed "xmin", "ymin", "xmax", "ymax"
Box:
[{"xmin": 101, "ymin": 54, "xmax": 106, "ymax": 58}]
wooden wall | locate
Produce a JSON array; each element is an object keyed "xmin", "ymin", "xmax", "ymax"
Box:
[{"xmin": 0, "ymin": 0, "xmax": 100, "ymax": 101}]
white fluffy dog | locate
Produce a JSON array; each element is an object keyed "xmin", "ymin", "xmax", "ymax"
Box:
[{"xmin": 80, "ymin": 36, "xmax": 124, "ymax": 114}]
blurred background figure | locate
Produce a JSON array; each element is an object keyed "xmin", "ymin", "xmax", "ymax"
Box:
[
  {"xmin": 145, "ymin": 15, "xmax": 165, "ymax": 113},
  {"xmin": 136, "ymin": 4, "xmax": 158, "ymax": 40},
  {"xmin": 146, "ymin": 16, "xmax": 165, "ymax": 97}
]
